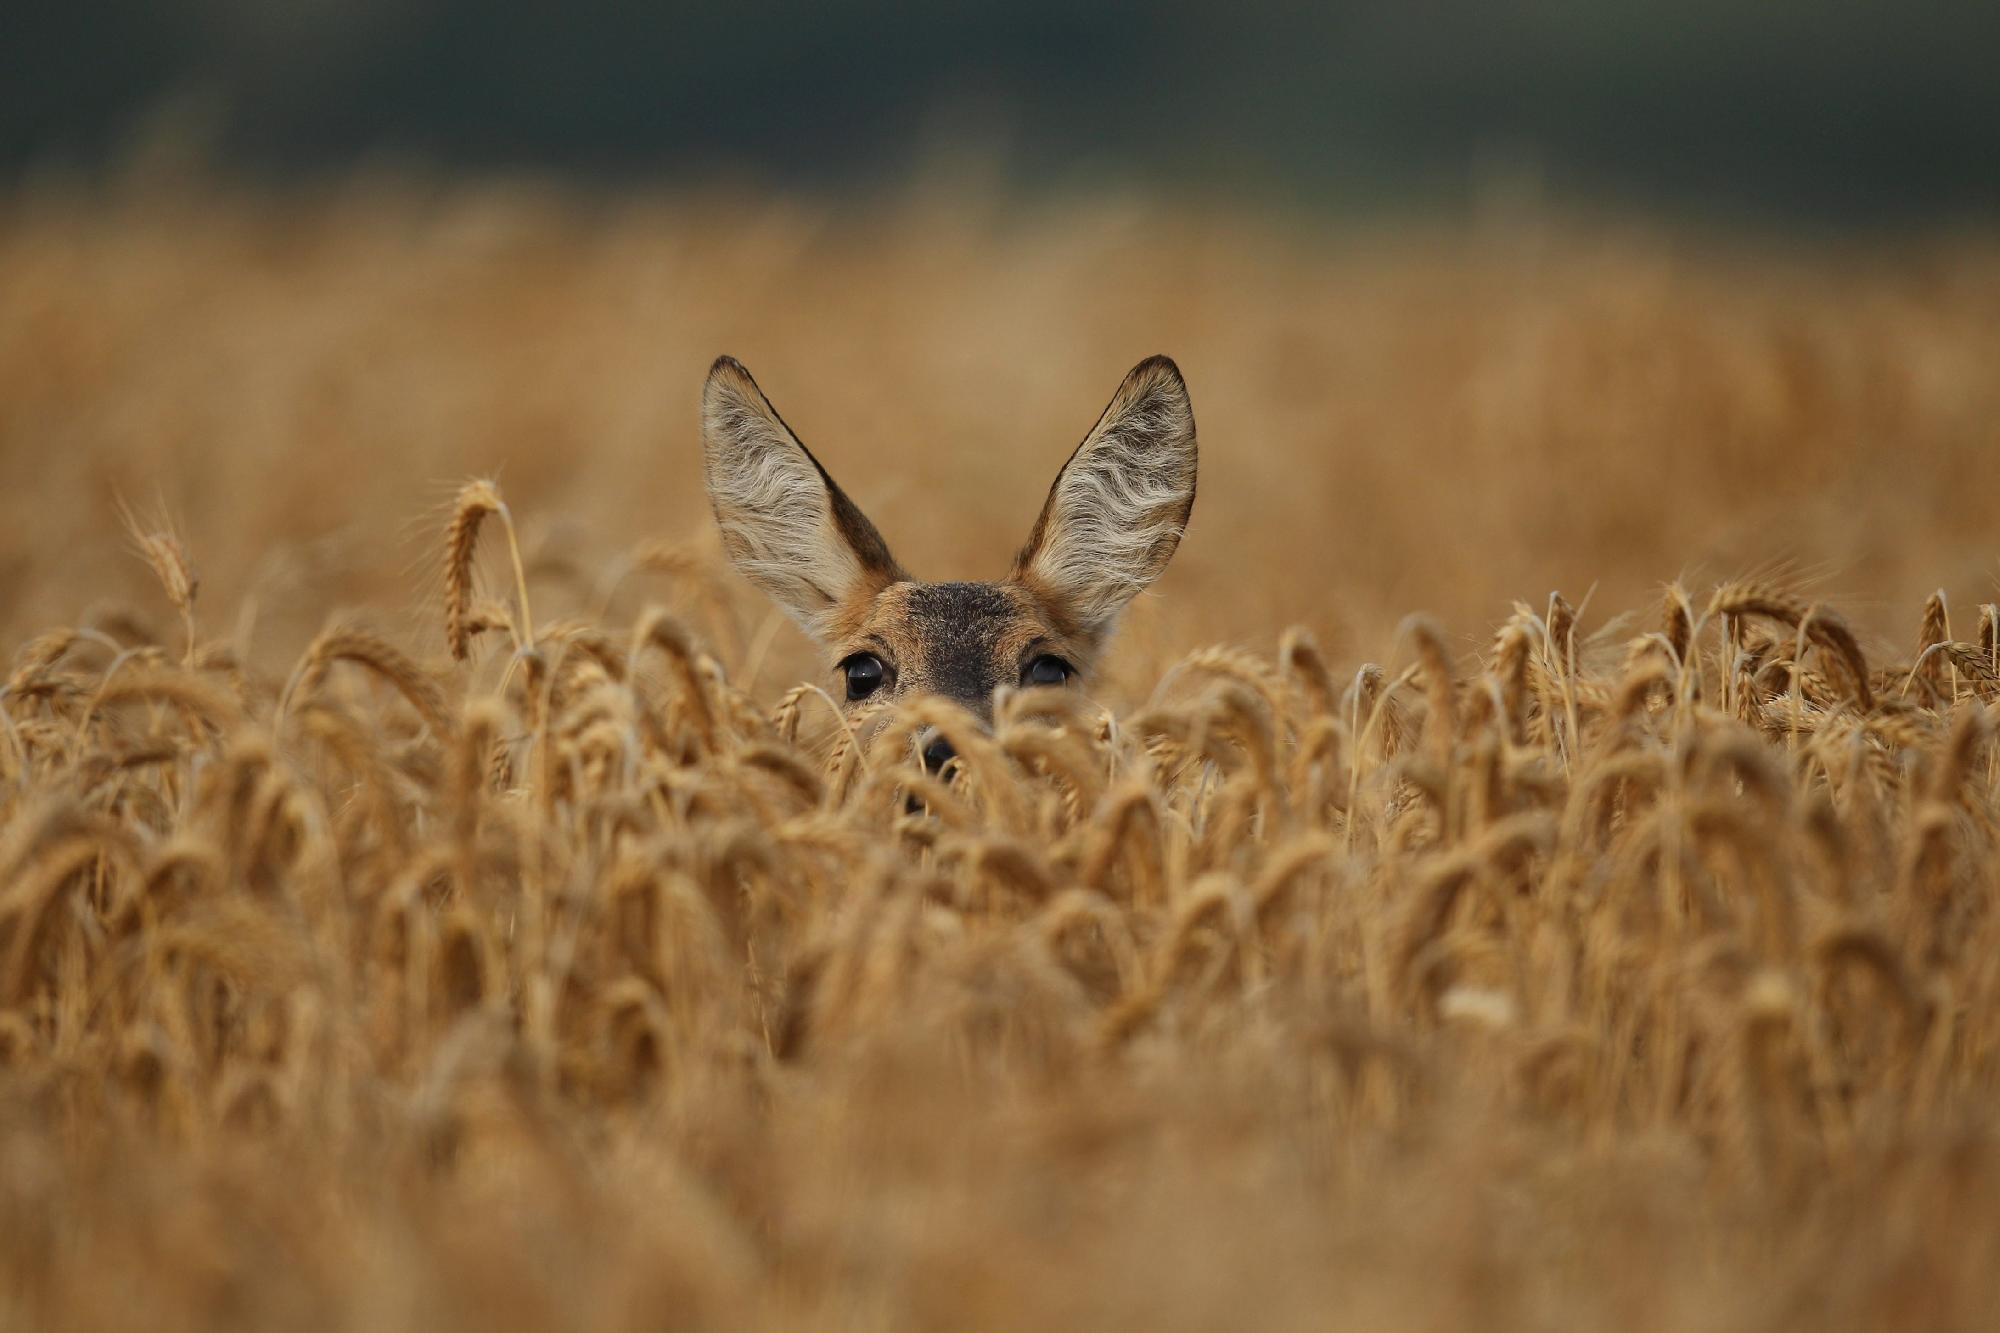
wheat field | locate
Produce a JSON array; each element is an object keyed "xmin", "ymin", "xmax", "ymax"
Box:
[{"xmin": 3, "ymin": 182, "xmax": 2000, "ymax": 1330}]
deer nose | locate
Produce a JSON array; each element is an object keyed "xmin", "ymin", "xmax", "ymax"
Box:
[{"xmin": 920, "ymin": 730, "xmax": 957, "ymax": 776}]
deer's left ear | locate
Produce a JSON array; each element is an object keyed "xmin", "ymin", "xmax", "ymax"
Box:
[
  {"xmin": 701, "ymin": 356, "xmax": 906, "ymax": 639},
  {"xmin": 1013, "ymin": 356, "xmax": 1197, "ymax": 637}
]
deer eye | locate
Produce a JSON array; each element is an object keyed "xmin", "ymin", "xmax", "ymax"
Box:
[
  {"xmin": 841, "ymin": 652, "xmax": 887, "ymax": 702},
  {"xmin": 1023, "ymin": 654, "xmax": 1073, "ymax": 688}
]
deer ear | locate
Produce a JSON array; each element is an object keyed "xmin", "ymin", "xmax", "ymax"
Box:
[
  {"xmin": 701, "ymin": 357, "xmax": 905, "ymax": 638},
  {"xmin": 1013, "ymin": 356, "xmax": 1197, "ymax": 637}
]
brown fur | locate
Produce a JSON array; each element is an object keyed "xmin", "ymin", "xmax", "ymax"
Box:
[
  {"xmin": 701, "ymin": 356, "xmax": 1198, "ymax": 721},
  {"xmin": 830, "ymin": 580, "xmax": 1094, "ymax": 722}
]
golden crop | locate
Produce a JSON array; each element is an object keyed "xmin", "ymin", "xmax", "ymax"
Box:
[{"xmin": 2, "ymin": 185, "xmax": 1999, "ymax": 1330}]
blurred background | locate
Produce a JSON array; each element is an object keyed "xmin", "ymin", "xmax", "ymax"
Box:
[
  {"xmin": 12, "ymin": 0, "xmax": 2000, "ymax": 221},
  {"xmin": 3, "ymin": 1, "xmax": 1998, "ymax": 691}
]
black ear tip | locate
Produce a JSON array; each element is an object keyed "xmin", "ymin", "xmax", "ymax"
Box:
[
  {"xmin": 1128, "ymin": 355, "xmax": 1186, "ymax": 394},
  {"xmin": 1123, "ymin": 357, "xmax": 1191, "ymax": 423},
  {"xmin": 704, "ymin": 355, "xmax": 764, "ymax": 407}
]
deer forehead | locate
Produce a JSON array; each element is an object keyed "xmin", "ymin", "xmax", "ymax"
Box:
[{"xmin": 850, "ymin": 581, "xmax": 1070, "ymax": 699}]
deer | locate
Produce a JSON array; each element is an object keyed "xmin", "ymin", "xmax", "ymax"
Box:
[{"xmin": 700, "ymin": 354, "xmax": 1196, "ymax": 774}]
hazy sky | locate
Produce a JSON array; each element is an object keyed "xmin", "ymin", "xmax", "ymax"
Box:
[{"xmin": 8, "ymin": 1, "xmax": 1998, "ymax": 221}]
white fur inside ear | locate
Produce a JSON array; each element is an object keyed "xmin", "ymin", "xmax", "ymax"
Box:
[
  {"xmin": 702, "ymin": 367, "xmax": 869, "ymax": 639},
  {"xmin": 1022, "ymin": 362, "xmax": 1197, "ymax": 634}
]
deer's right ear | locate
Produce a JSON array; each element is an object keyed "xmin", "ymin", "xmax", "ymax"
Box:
[
  {"xmin": 1012, "ymin": 356, "xmax": 1197, "ymax": 639},
  {"xmin": 701, "ymin": 357, "xmax": 905, "ymax": 639}
]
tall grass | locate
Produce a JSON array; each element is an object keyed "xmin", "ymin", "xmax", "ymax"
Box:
[{"xmin": 1, "ymin": 186, "xmax": 1999, "ymax": 1330}]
